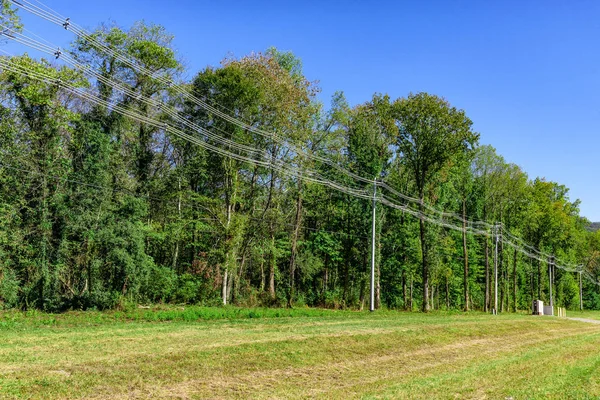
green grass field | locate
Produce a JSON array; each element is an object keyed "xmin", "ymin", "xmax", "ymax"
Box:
[{"xmin": 1, "ymin": 307, "xmax": 600, "ymax": 399}]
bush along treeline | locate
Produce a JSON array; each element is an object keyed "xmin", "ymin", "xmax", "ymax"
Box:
[{"xmin": 0, "ymin": 16, "xmax": 599, "ymax": 312}]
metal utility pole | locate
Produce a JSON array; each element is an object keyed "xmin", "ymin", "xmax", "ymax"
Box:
[
  {"xmin": 580, "ymin": 270, "xmax": 583, "ymax": 311},
  {"xmin": 494, "ymin": 224, "xmax": 499, "ymax": 314},
  {"xmin": 370, "ymin": 179, "xmax": 377, "ymax": 312}
]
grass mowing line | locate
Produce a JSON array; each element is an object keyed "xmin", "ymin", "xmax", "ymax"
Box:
[
  {"xmin": 488, "ymin": 335, "xmax": 600, "ymax": 399},
  {"xmin": 1, "ymin": 320, "xmax": 580, "ymax": 396},
  {"xmin": 2, "ymin": 312, "xmax": 598, "ymax": 399},
  {"xmin": 0, "ymin": 318, "xmax": 424, "ymax": 394},
  {"xmin": 277, "ymin": 325, "xmax": 599, "ymax": 399},
  {"xmin": 0, "ymin": 316, "xmax": 517, "ymax": 398},
  {"xmin": 94, "ymin": 321, "xmax": 597, "ymax": 399},
  {"xmin": 0, "ymin": 318, "xmax": 429, "ymax": 372},
  {"xmin": 0, "ymin": 314, "xmax": 526, "ymax": 371},
  {"xmin": 370, "ymin": 328, "xmax": 600, "ymax": 399}
]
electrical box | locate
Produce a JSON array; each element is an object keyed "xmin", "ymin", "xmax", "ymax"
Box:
[
  {"xmin": 532, "ymin": 300, "xmax": 543, "ymax": 315},
  {"xmin": 543, "ymin": 305, "xmax": 554, "ymax": 316}
]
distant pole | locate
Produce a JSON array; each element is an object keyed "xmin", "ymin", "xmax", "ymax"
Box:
[
  {"xmin": 580, "ymin": 270, "xmax": 583, "ymax": 311},
  {"xmin": 370, "ymin": 178, "xmax": 377, "ymax": 312},
  {"xmin": 494, "ymin": 224, "xmax": 499, "ymax": 314}
]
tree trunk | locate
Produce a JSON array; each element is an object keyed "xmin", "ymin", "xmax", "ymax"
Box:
[
  {"xmin": 360, "ymin": 249, "xmax": 368, "ymax": 309},
  {"xmin": 530, "ymin": 267, "xmax": 535, "ymax": 308},
  {"xmin": 580, "ymin": 271, "xmax": 583, "ymax": 311},
  {"xmin": 259, "ymin": 260, "xmax": 265, "ymax": 292},
  {"xmin": 446, "ymin": 275, "xmax": 450, "ymax": 309},
  {"xmin": 86, "ymin": 240, "xmax": 92, "ymax": 296},
  {"xmin": 484, "ymin": 236, "xmax": 490, "ymax": 312},
  {"xmin": 343, "ymin": 196, "xmax": 351, "ymax": 304},
  {"xmin": 228, "ymin": 272, "xmax": 234, "ymax": 305},
  {"xmin": 376, "ymin": 241, "xmax": 381, "ymax": 309},
  {"xmin": 402, "ymin": 268, "xmax": 408, "ymax": 311},
  {"xmin": 537, "ymin": 258, "xmax": 542, "ymax": 300},
  {"xmin": 172, "ymin": 178, "xmax": 181, "ymax": 270},
  {"xmin": 223, "ymin": 159, "xmax": 238, "ymax": 304},
  {"xmin": 323, "ymin": 254, "xmax": 329, "ymax": 294},
  {"xmin": 505, "ymin": 265, "xmax": 509, "ymax": 312},
  {"xmin": 287, "ymin": 184, "xmax": 303, "ymax": 308},
  {"xmin": 40, "ymin": 174, "xmax": 49, "ymax": 305},
  {"xmin": 409, "ymin": 278, "xmax": 413, "ymax": 311},
  {"xmin": 462, "ymin": 198, "xmax": 469, "ymax": 311},
  {"xmin": 359, "ymin": 275, "xmax": 366, "ymax": 311},
  {"xmin": 499, "ymin": 230, "xmax": 505, "ymax": 313},
  {"xmin": 513, "ymin": 247, "xmax": 517, "ymax": 312},
  {"xmin": 482, "ymin": 206, "xmax": 489, "ymax": 312},
  {"xmin": 238, "ymin": 252, "xmax": 247, "ymax": 283},
  {"xmin": 222, "ymin": 269, "xmax": 228, "ymax": 305},
  {"xmin": 269, "ymin": 234, "xmax": 276, "ymax": 299},
  {"xmin": 548, "ymin": 256, "xmax": 553, "ymax": 308},
  {"xmin": 419, "ymin": 193, "xmax": 429, "ymax": 312}
]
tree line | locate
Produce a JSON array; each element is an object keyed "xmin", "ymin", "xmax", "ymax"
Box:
[{"xmin": 0, "ymin": 13, "xmax": 599, "ymax": 312}]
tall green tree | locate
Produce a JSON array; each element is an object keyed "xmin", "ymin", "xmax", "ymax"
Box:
[
  {"xmin": 394, "ymin": 93, "xmax": 478, "ymax": 311},
  {"xmin": 0, "ymin": 55, "xmax": 87, "ymax": 309}
]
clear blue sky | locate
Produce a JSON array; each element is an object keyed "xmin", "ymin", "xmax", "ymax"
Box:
[{"xmin": 8, "ymin": 0, "xmax": 600, "ymax": 220}]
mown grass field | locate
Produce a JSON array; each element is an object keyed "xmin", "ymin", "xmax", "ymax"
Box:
[{"xmin": 1, "ymin": 307, "xmax": 600, "ymax": 399}]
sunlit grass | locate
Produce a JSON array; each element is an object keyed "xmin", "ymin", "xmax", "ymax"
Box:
[{"xmin": 1, "ymin": 308, "xmax": 600, "ymax": 399}]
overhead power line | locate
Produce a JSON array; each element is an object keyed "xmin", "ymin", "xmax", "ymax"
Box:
[
  {"xmin": 7, "ymin": 0, "xmax": 391, "ymax": 191},
  {"xmin": 0, "ymin": 6, "xmax": 518, "ymax": 234},
  {"xmin": 0, "ymin": 55, "xmax": 376, "ymax": 201},
  {"xmin": 0, "ymin": 29, "xmax": 489, "ymax": 232},
  {"xmin": 0, "ymin": 27, "xmax": 505, "ymax": 236}
]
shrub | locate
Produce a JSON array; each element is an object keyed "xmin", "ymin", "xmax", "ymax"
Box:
[
  {"xmin": 0, "ymin": 268, "xmax": 19, "ymax": 309},
  {"xmin": 142, "ymin": 265, "xmax": 177, "ymax": 303}
]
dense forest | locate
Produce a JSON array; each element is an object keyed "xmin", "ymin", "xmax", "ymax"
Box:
[{"xmin": 1, "ymin": 3, "xmax": 600, "ymax": 312}]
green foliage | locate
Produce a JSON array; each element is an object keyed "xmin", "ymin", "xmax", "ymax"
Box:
[
  {"xmin": 0, "ymin": 268, "xmax": 19, "ymax": 309},
  {"xmin": 395, "ymin": 92, "xmax": 479, "ymax": 194},
  {"xmin": 348, "ymin": 94, "xmax": 395, "ymax": 178},
  {"xmin": 0, "ymin": 19, "xmax": 596, "ymax": 315},
  {"xmin": 0, "ymin": 0, "xmax": 22, "ymax": 34},
  {"xmin": 142, "ymin": 265, "xmax": 177, "ymax": 303},
  {"xmin": 557, "ymin": 272, "xmax": 579, "ymax": 310},
  {"xmin": 174, "ymin": 273, "xmax": 202, "ymax": 303}
]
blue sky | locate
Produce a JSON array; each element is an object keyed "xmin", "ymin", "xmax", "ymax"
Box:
[{"xmin": 7, "ymin": 0, "xmax": 600, "ymax": 220}]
